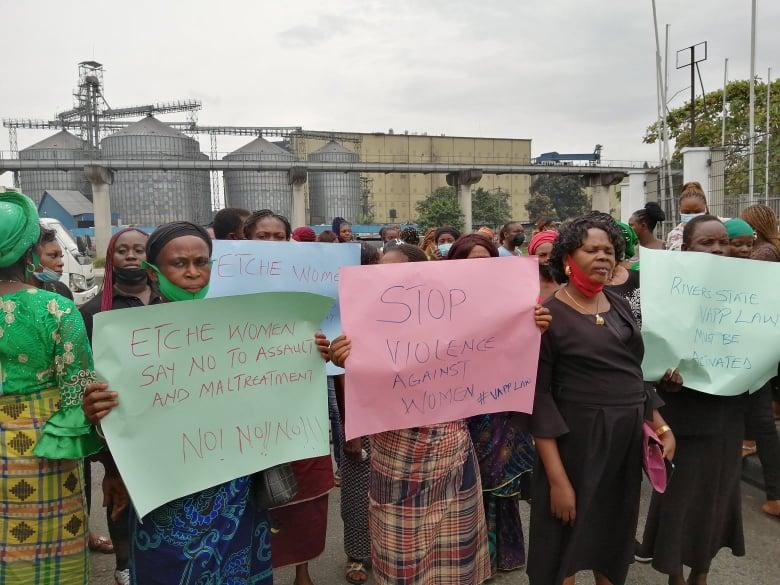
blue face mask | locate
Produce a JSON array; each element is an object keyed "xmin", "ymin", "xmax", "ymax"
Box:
[
  {"xmin": 32, "ymin": 267, "xmax": 62, "ymax": 283},
  {"xmin": 680, "ymin": 212, "xmax": 705, "ymax": 224},
  {"xmin": 438, "ymin": 243, "xmax": 453, "ymax": 256}
]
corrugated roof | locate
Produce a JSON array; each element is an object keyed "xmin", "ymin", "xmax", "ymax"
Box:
[
  {"xmin": 225, "ymin": 136, "xmax": 292, "ymax": 158},
  {"xmin": 41, "ymin": 190, "xmax": 93, "ymax": 216},
  {"xmin": 23, "ymin": 130, "xmax": 87, "ymax": 151},
  {"xmin": 107, "ymin": 115, "xmax": 191, "ymax": 139}
]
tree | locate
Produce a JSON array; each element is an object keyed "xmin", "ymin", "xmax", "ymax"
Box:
[
  {"xmin": 530, "ymin": 175, "xmax": 590, "ymax": 220},
  {"xmin": 644, "ymin": 78, "xmax": 779, "ymax": 197},
  {"xmin": 415, "ymin": 187, "xmax": 464, "ymax": 230},
  {"xmin": 525, "ymin": 193, "xmax": 557, "ymax": 223},
  {"xmin": 472, "ymin": 187, "xmax": 512, "ymax": 228}
]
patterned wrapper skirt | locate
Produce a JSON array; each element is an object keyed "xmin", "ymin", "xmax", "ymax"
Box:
[
  {"xmin": 369, "ymin": 420, "xmax": 490, "ymax": 585},
  {"xmin": 0, "ymin": 388, "xmax": 88, "ymax": 585}
]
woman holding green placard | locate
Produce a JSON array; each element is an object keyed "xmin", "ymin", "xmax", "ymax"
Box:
[
  {"xmin": 82, "ymin": 220, "xmax": 331, "ymax": 585},
  {"xmin": 637, "ymin": 215, "xmax": 747, "ymax": 585}
]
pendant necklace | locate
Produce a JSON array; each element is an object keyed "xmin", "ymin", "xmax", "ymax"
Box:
[{"xmin": 563, "ymin": 287, "xmax": 605, "ymax": 325}]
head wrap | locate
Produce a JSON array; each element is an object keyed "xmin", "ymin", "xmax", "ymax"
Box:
[
  {"xmin": 528, "ymin": 230, "xmax": 559, "ymax": 256},
  {"xmin": 400, "ymin": 227, "xmax": 420, "ymax": 246},
  {"xmin": 477, "ymin": 226, "xmax": 495, "ymax": 239},
  {"xmin": 616, "ymin": 221, "xmax": 638, "ymax": 259},
  {"xmin": 292, "ymin": 226, "xmax": 317, "ymax": 242},
  {"xmin": 146, "ymin": 221, "xmax": 213, "ymax": 265},
  {"xmin": 101, "ymin": 228, "xmax": 149, "ymax": 311},
  {"xmin": 0, "ymin": 191, "xmax": 40, "ymax": 268},
  {"xmin": 332, "ymin": 217, "xmax": 347, "ymax": 234},
  {"xmin": 724, "ymin": 218, "xmax": 755, "ymax": 239}
]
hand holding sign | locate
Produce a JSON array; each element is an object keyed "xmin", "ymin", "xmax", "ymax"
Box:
[{"xmin": 339, "ymin": 257, "xmax": 541, "ymax": 440}]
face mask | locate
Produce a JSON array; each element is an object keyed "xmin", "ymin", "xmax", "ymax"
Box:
[
  {"xmin": 143, "ymin": 262, "xmax": 209, "ymax": 302},
  {"xmin": 511, "ymin": 233, "xmax": 526, "ymax": 247},
  {"xmin": 566, "ymin": 257, "xmax": 604, "ymax": 298},
  {"xmin": 114, "ymin": 265, "xmax": 148, "ymax": 284},
  {"xmin": 32, "ymin": 267, "xmax": 62, "ymax": 283},
  {"xmin": 438, "ymin": 243, "xmax": 453, "ymax": 256},
  {"xmin": 680, "ymin": 212, "xmax": 705, "ymax": 224}
]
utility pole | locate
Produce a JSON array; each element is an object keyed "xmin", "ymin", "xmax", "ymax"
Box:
[
  {"xmin": 676, "ymin": 42, "xmax": 708, "ymax": 148},
  {"xmin": 749, "ymin": 0, "xmax": 756, "ymax": 203},
  {"xmin": 767, "ymin": 67, "xmax": 772, "ymax": 202},
  {"xmin": 721, "ymin": 58, "xmax": 729, "ymax": 147}
]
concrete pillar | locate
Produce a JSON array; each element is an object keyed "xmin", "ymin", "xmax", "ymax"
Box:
[
  {"xmin": 680, "ymin": 147, "xmax": 711, "ymax": 195},
  {"xmin": 587, "ymin": 173, "xmax": 624, "ymax": 215},
  {"xmin": 621, "ymin": 170, "xmax": 651, "ymax": 222},
  {"xmin": 84, "ymin": 165, "xmax": 114, "ymax": 259},
  {"xmin": 446, "ymin": 169, "xmax": 482, "ymax": 231},
  {"xmin": 288, "ymin": 167, "xmax": 308, "ymax": 228}
]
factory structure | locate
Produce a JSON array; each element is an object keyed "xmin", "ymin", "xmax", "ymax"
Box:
[{"xmin": 5, "ymin": 61, "xmax": 617, "ymax": 227}]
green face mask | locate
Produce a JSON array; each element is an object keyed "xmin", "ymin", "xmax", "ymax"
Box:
[{"xmin": 142, "ymin": 261, "xmax": 210, "ymax": 302}]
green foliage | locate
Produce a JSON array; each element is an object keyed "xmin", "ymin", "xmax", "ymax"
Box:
[
  {"xmin": 529, "ymin": 175, "xmax": 590, "ymax": 220},
  {"xmin": 415, "ymin": 187, "xmax": 465, "ymax": 231},
  {"xmin": 644, "ymin": 78, "xmax": 780, "ymax": 197},
  {"xmin": 525, "ymin": 193, "xmax": 557, "ymax": 223},
  {"xmin": 472, "ymin": 187, "xmax": 513, "ymax": 228}
]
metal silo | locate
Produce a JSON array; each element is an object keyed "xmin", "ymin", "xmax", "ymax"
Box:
[
  {"xmin": 100, "ymin": 116, "xmax": 210, "ymax": 225},
  {"xmin": 223, "ymin": 137, "xmax": 293, "ymax": 216},
  {"xmin": 19, "ymin": 130, "xmax": 92, "ymax": 204},
  {"xmin": 307, "ymin": 141, "xmax": 361, "ymax": 224}
]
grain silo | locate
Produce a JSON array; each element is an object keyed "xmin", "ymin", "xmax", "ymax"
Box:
[
  {"xmin": 307, "ymin": 141, "xmax": 361, "ymax": 224},
  {"xmin": 100, "ymin": 116, "xmax": 210, "ymax": 225},
  {"xmin": 223, "ymin": 137, "xmax": 293, "ymax": 216},
  {"xmin": 19, "ymin": 130, "xmax": 92, "ymax": 204}
]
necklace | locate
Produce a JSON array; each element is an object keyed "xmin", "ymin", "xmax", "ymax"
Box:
[{"xmin": 563, "ymin": 287, "xmax": 605, "ymax": 325}]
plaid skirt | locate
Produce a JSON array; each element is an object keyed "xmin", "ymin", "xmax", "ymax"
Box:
[
  {"xmin": 0, "ymin": 388, "xmax": 88, "ymax": 585},
  {"xmin": 369, "ymin": 421, "xmax": 490, "ymax": 585}
]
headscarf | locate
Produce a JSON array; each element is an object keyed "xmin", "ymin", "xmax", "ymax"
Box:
[
  {"xmin": 292, "ymin": 226, "xmax": 317, "ymax": 242},
  {"xmin": 528, "ymin": 229, "xmax": 558, "ymax": 256},
  {"xmin": 0, "ymin": 191, "xmax": 40, "ymax": 268},
  {"xmin": 101, "ymin": 228, "xmax": 149, "ymax": 311},
  {"xmin": 331, "ymin": 217, "xmax": 347, "ymax": 234},
  {"xmin": 724, "ymin": 218, "xmax": 755, "ymax": 239},
  {"xmin": 616, "ymin": 221, "xmax": 638, "ymax": 259},
  {"xmin": 146, "ymin": 221, "xmax": 213, "ymax": 265},
  {"xmin": 400, "ymin": 227, "xmax": 420, "ymax": 246}
]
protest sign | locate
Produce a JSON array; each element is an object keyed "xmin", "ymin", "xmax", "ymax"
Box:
[
  {"xmin": 94, "ymin": 291, "xmax": 334, "ymax": 518},
  {"xmin": 641, "ymin": 247, "xmax": 780, "ymax": 395},
  {"xmin": 208, "ymin": 240, "xmax": 361, "ymax": 374},
  {"xmin": 339, "ymin": 256, "xmax": 540, "ymax": 439}
]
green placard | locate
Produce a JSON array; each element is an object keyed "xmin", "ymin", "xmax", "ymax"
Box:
[
  {"xmin": 94, "ymin": 291, "xmax": 334, "ymax": 518},
  {"xmin": 640, "ymin": 247, "xmax": 780, "ymax": 395}
]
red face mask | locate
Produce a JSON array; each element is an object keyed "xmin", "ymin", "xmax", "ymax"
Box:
[{"xmin": 566, "ymin": 257, "xmax": 604, "ymax": 298}]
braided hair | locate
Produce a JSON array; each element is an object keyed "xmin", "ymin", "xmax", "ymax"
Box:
[
  {"xmin": 741, "ymin": 204, "xmax": 780, "ymax": 253},
  {"xmin": 243, "ymin": 209, "xmax": 292, "ymax": 240}
]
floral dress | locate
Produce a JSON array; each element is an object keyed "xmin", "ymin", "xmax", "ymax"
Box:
[{"xmin": 0, "ymin": 287, "xmax": 102, "ymax": 585}]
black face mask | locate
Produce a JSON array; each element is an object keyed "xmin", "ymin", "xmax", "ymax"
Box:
[
  {"xmin": 538, "ymin": 263, "xmax": 553, "ymax": 279},
  {"xmin": 511, "ymin": 233, "xmax": 526, "ymax": 247},
  {"xmin": 114, "ymin": 266, "xmax": 148, "ymax": 284}
]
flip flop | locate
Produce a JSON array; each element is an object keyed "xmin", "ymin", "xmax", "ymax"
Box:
[
  {"xmin": 346, "ymin": 561, "xmax": 369, "ymax": 584},
  {"xmin": 89, "ymin": 534, "xmax": 115, "ymax": 554}
]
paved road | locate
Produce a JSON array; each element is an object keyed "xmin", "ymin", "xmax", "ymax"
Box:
[{"xmin": 88, "ymin": 464, "xmax": 779, "ymax": 585}]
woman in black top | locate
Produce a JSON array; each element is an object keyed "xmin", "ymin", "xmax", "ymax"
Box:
[
  {"xmin": 637, "ymin": 216, "xmax": 747, "ymax": 585},
  {"xmin": 527, "ymin": 215, "xmax": 674, "ymax": 585}
]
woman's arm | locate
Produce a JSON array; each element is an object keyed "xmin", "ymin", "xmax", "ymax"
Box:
[
  {"xmin": 649, "ymin": 409, "xmax": 676, "ymax": 461},
  {"xmin": 535, "ymin": 437, "xmax": 576, "ymax": 526}
]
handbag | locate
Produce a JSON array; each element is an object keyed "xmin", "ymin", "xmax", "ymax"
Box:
[
  {"xmin": 641, "ymin": 422, "xmax": 668, "ymax": 493},
  {"xmin": 251, "ymin": 463, "xmax": 298, "ymax": 510}
]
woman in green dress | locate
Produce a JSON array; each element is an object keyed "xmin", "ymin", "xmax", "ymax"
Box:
[{"xmin": 0, "ymin": 190, "xmax": 102, "ymax": 585}]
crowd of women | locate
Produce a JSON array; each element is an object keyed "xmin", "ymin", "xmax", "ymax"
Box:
[{"xmin": 0, "ymin": 183, "xmax": 778, "ymax": 585}]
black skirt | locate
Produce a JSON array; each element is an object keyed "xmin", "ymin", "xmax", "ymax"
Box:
[
  {"xmin": 527, "ymin": 399, "xmax": 645, "ymax": 585},
  {"xmin": 638, "ymin": 414, "xmax": 745, "ymax": 575}
]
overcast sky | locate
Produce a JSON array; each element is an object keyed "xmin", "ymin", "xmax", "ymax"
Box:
[{"xmin": 1, "ymin": 0, "xmax": 777, "ymax": 163}]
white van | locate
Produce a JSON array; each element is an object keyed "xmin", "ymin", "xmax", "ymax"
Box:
[{"xmin": 39, "ymin": 218, "xmax": 100, "ymax": 305}]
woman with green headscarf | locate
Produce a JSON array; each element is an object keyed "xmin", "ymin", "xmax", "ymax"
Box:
[
  {"xmin": 606, "ymin": 221, "xmax": 642, "ymax": 327},
  {"xmin": 0, "ymin": 190, "xmax": 102, "ymax": 585}
]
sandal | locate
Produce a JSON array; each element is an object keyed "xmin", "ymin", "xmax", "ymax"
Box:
[
  {"xmin": 742, "ymin": 441, "xmax": 757, "ymax": 458},
  {"xmin": 345, "ymin": 561, "xmax": 369, "ymax": 584},
  {"xmin": 88, "ymin": 533, "xmax": 115, "ymax": 554}
]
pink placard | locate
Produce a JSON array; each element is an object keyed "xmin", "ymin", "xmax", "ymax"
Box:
[{"xmin": 339, "ymin": 256, "xmax": 541, "ymax": 439}]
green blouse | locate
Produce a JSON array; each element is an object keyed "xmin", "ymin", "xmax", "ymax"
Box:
[{"xmin": 0, "ymin": 287, "xmax": 102, "ymax": 459}]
